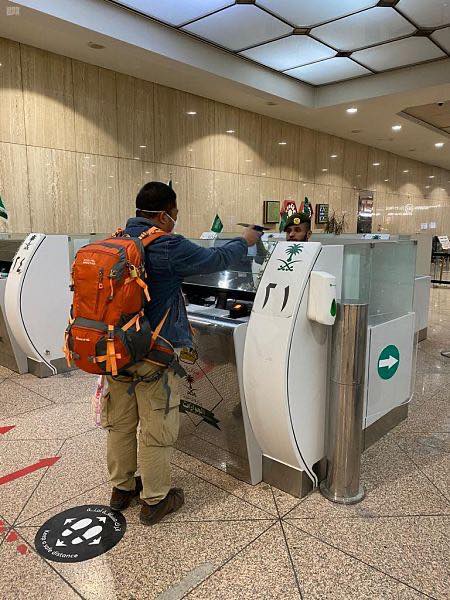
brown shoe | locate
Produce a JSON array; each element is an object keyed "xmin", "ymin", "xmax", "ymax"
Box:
[
  {"xmin": 110, "ymin": 476, "xmax": 143, "ymax": 511},
  {"xmin": 139, "ymin": 488, "xmax": 185, "ymax": 526}
]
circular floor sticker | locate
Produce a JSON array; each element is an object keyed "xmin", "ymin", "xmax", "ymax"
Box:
[{"xmin": 35, "ymin": 505, "xmax": 126, "ymax": 563}]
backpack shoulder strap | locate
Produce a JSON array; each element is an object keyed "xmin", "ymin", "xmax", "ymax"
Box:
[{"xmin": 139, "ymin": 226, "xmax": 169, "ymax": 248}]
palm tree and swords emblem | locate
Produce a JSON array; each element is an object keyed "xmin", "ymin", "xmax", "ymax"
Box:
[{"xmin": 277, "ymin": 244, "xmax": 303, "ymax": 271}]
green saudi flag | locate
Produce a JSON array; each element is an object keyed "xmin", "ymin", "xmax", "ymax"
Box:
[
  {"xmin": 211, "ymin": 214, "xmax": 223, "ymax": 233},
  {"xmin": 0, "ymin": 196, "xmax": 7, "ymax": 221}
]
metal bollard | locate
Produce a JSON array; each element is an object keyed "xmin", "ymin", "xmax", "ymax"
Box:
[{"xmin": 320, "ymin": 302, "xmax": 368, "ymax": 504}]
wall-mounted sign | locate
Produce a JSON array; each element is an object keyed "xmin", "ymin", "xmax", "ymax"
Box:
[
  {"xmin": 315, "ymin": 204, "xmax": 329, "ymax": 224},
  {"xmin": 281, "ymin": 200, "xmax": 297, "ymax": 217},
  {"xmin": 263, "ymin": 200, "xmax": 280, "ymax": 224},
  {"xmin": 357, "ymin": 190, "xmax": 374, "ymax": 234}
]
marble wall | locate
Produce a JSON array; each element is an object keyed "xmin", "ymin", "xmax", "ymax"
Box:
[{"xmin": 0, "ymin": 37, "xmax": 449, "ymax": 237}]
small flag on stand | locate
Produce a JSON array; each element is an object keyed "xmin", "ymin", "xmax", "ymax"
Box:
[
  {"xmin": 279, "ymin": 212, "xmax": 287, "ymax": 233},
  {"xmin": 211, "ymin": 214, "xmax": 223, "ymax": 233},
  {"xmin": 0, "ymin": 196, "xmax": 8, "ymax": 221}
]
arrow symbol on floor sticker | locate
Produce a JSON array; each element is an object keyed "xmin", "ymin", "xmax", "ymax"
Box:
[
  {"xmin": 0, "ymin": 426, "xmax": 15, "ymax": 435},
  {"xmin": 0, "ymin": 456, "xmax": 60, "ymax": 486},
  {"xmin": 89, "ymin": 537, "xmax": 101, "ymax": 545}
]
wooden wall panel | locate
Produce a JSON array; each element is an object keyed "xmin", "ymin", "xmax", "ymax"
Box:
[
  {"xmin": 117, "ymin": 74, "xmax": 154, "ymax": 162},
  {"xmin": 213, "ymin": 103, "xmax": 239, "ymax": 174},
  {"xmin": 27, "ymin": 146, "xmax": 78, "ymax": 233},
  {"xmin": 73, "ymin": 62, "xmax": 118, "ymax": 157},
  {"xmin": 21, "ymin": 45, "xmax": 75, "ymax": 150},
  {"xmin": 214, "ymin": 171, "xmax": 239, "ymax": 232},
  {"xmin": 1, "ymin": 38, "xmax": 449, "ymax": 236},
  {"xmin": 0, "ymin": 38, "xmax": 25, "ymax": 144},
  {"xmin": 238, "ymin": 110, "xmax": 262, "ymax": 176},
  {"xmin": 76, "ymin": 154, "xmax": 120, "ymax": 234},
  {"xmin": 260, "ymin": 116, "xmax": 282, "ymax": 179},
  {"xmin": 186, "ymin": 168, "xmax": 215, "ymax": 237},
  {"xmin": 0, "ymin": 142, "xmax": 31, "ymax": 233}
]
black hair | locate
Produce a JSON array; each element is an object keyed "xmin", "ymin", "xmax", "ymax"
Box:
[{"xmin": 136, "ymin": 181, "xmax": 177, "ymax": 215}]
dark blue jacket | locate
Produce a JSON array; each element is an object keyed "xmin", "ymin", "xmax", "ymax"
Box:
[{"xmin": 124, "ymin": 217, "xmax": 248, "ymax": 348}]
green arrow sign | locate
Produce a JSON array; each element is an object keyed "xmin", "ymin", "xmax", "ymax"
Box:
[{"xmin": 377, "ymin": 344, "xmax": 400, "ymax": 380}]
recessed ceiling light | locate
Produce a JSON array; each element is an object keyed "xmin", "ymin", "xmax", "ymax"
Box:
[
  {"xmin": 330, "ymin": 154, "xmax": 338, "ymax": 158},
  {"xmin": 429, "ymin": 175, "xmax": 435, "ymax": 178},
  {"xmin": 322, "ymin": 168, "xmax": 328, "ymax": 172},
  {"xmin": 435, "ymin": 142, "xmax": 444, "ymax": 148},
  {"xmin": 278, "ymin": 141, "xmax": 287, "ymax": 145},
  {"xmin": 346, "ymin": 107, "xmax": 358, "ymax": 114},
  {"xmin": 186, "ymin": 111, "xmax": 197, "ymax": 115},
  {"xmin": 139, "ymin": 145, "xmax": 147, "ymax": 148},
  {"xmin": 372, "ymin": 162, "xmax": 380, "ymax": 166},
  {"xmin": 134, "ymin": 157, "xmax": 140, "ymax": 160},
  {"xmin": 403, "ymin": 170, "xmax": 409, "ymax": 173},
  {"xmin": 384, "ymin": 179, "xmax": 389, "ymax": 182},
  {"xmin": 87, "ymin": 42, "xmax": 105, "ymax": 49},
  {"xmin": 392, "ymin": 125, "xmax": 402, "ymax": 131},
  {"xmin": 226, "ymin": 130, "xmax": 235, "ymax": 134},
  {"xmin": 245, "ymin": 159, "xmax": 252, "ymax": 162},
  {"xmin": 145, "ymin": 171, "xmax": 151, "ymax": 174},
  {"xmin": 425, "ymin": 185, "xmax": 430, "ymax": 189},
  {"xmin": 109, "ymin": 175, "xmax": 114, "ymax": 178}
]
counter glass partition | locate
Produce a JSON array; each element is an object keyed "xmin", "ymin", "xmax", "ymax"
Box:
[
  {"xmin": 340, "ymin": 240, "xmax": 416, "ymax": 325},
  {"xmin": 183, "ymin": 238, "xmax": 275, "ymax": 296}
]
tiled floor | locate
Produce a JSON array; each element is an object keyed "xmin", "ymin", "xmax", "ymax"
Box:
[{"xmin": 0, "ymin": 288, "xmax": 449, "ymax": 599}]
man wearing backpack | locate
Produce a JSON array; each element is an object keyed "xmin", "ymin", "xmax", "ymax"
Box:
[{"xmin": 103, "ymin": 181, "xmax": 261, "ymax": 525}]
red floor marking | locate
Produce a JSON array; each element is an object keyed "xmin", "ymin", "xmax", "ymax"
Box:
[
  {"xmin": 0, "ymin": 426, "xmax": 15, "ymax": 435},
  {"xmin": 0, "ymin": 456, "xmax": 60, "ymax": 486},
  {"xmin": 4, "ymin": 528, "xmax": 29, "ymax": 556},
  {"xmin": 0, "ymin": 520, "xmax": 5, "ymax": 533},
  {"xmin": 7, "ymin": 531, "xmax": 18, "ymax": 543}
]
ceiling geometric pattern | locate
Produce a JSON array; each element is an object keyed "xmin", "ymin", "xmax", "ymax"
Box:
[{"xmin": 110, "ymin": 0, "xmax": 450, "ymax": 86}]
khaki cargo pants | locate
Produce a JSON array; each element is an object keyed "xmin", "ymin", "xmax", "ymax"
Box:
[{"xmin": 102, "ymin": 361, "xmax": 180, "ymax": 506}]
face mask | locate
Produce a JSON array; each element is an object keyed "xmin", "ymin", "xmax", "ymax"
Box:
[
  {"xmin": 165, "ymin": 212, "xmax": 177, "ymax": 232},
  {"xmin": 139, "ymin": 209, "xmax": 177, "ymax": 232}
]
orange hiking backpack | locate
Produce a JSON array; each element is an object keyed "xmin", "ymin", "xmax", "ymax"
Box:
[{"xmin": 64, "ymin": 227, "xmax": 175, "ymax": 376}]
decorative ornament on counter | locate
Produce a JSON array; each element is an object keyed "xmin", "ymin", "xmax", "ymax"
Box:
[
  {"xmin": 211, "ymin": 214, "xmax": 224, "ymax": 234},
  {"xmin": 299, "ymin": 197, "xmax": 313, "ymax": 219}
]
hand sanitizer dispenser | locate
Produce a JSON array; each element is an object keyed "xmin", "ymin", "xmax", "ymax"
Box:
[{"xmin": 307, "ymin": 271, "xmax": 337, "ymax": 325}]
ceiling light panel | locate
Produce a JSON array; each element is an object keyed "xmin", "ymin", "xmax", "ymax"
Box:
[
  {"xmin": 182, "ymin": 4, "xmax": 292, "ymax": 51},
  {"xmin": 353, "ymin": 37, "xmax": 445, "ymax": 71},
  {"xmin": 255, "ymin": 0, "xmax": 379, "ymax": 27},
  {"xmin": 312, "ymin": 7, "xmax": 415, "ymax": 51},
  {"xmin": 397, "ymin": 0, "xmax": 450, "ymax": 28},
  {"xmin": 115, "ymin": 0, "xmax": 234, "ymax": 26},
  {"xmin": 286, "ymin": 57, "xmax": 370, "ymax": 85},
  {"xmin": 432, "ymin": 26, "xmax": 450, "ymax": 52},
  {"xmin": 240, "ymin": 35, "xmax": 335, "ymax": 71}
]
